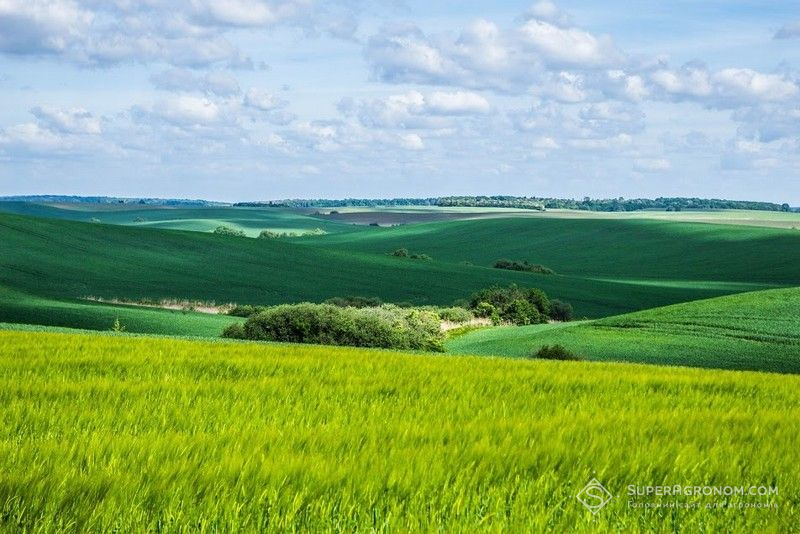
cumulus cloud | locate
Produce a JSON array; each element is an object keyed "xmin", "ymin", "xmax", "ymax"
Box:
[
  {"xmin": 0, "ymin": 105, "xmax": 110, "ymax": 157},
  {"xmin": 30, "ymin": 106, "xmax": 102, "ymax": 134},
  {"xmin": 518, "ymin": 19, "xmax": 621, "ymax": 68},
  {"xmin": 342, "ymin": 90, "xmax": 491, "ymax": 131},
  {"xmin": 365, "ymin": 7, "xmax": 623, "ymax": 93},
  {"xmin": 244, "ymin": 88, "xmax": 288, "ymax": 111},
  {"xmin": 0, "ymin": 0, "xmax": 351, "ymax": 67},
  {"xmin": 650, "ymin": 62, "xmax": 799, "ymax": 108},
  {"xmin": 523, "ymin": 0, "xmax": 572, "ymax": 27},
  {"xmin": 426, "ymin": 91, "xmax": 491, "ymax": 114}
]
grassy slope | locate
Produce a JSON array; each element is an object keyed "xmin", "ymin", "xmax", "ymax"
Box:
[
  {"xmin": 0, "ymin": 286, "xmax": 238, "ymax": 336},
  {"xmin": 0, "ymin": 213, "xmax": 758, "ymax": 322},
  {"xmin": 447, "ymin": 287, "xmax": 800, "ymax": 373},
  {"xmin": 0, "ymin": 202, "xmax": 353, "ymax": 236},
  {"xmin": 300, "ymin": 217, "xmax": 800, "ymax": 285},
  {"xmin": 0, "ymin": 330, "xmax": 796, "ymax": 532}
]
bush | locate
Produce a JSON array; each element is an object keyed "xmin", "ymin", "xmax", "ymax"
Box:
[
  {"xmin": 258, "ymin": 230, "xmax": 283, "ymax": 239},
  {"xmin": 227, "ymin": 304, "xmax": 267, "ymax": 317},
  {"xmin": 391, "ymin": 248, "xmax": 409, "ymax": 257},
  {"xmin": 214, "ymin": 226, "xmax": 246, "ymax": 237},
  {"xmin": 473, "ymin": 302, "xmax": 501, "ymax": 325},
  {"xmin": 325, "ymin": 296, "xmax": 383, "ymax": 308},
  {"xmin": 410, "ymin": 253, "xmax": 432, "ymax": 261},
  {"xmin": 532, "ymin": 344, "xmax": 581, "ymax": 361},
  {"xmin": 493, "ymin": 259, "xmax": 554, "ymax": 275},
  {"xmin": 502, "ymin": 299, "xmax": 541, "ymax": 326},
  {"xmin": 468, "ymin": 285, "xmax": 550, "ymax": 325},
  {"xmin": 222, "ymin": 323, "xmax": 246, "ymax": 339},
  {"xmin": 224, "ymin": 303, "xmax": 444, "ymax": 352},
  {"xmin": 549, "ymin": 299, "xmax": 573, "ymax": 322},
  {"xmin": 437, "ymin": 307, "xmax": 473, "ymax": 323}
]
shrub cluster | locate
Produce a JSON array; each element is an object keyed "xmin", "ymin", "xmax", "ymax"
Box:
[
  {"xmin": 213, "ymin": 226, "xmax": 246, "ymax": 237},
  {"xmin": 223, "ymin": 303, "xmax": 444, "ymax": 351},
  {"xmin": 227, "ymin": 304, "xmax": 268, "ymax": 317},
  {"xmin": 259, "ymin": 228, "xmax": 326, "ymax": 239},
  {"xmin": 468, "ymin": 284, "xmax": 550, "ymax": 326},
  {"xmin": 436, "ymin": 306, "xmax": 474, "ymax": 323},
  {"xmin": 549, "ymin": 299, "xmax": 573, "ymax": 322},
  {"xmin": 531, "ymin": 344, "xmax": 581, "ymax": 361},
  {"xmin": 324, "ymin": 296, "xmax": 383, "ymax": 308},
  {"xmin": 390, "ymin": 248, "xmax": 432, "ymax": 260},
  {"xmin": 493, "ymin": 259, "xmax": 554, "ymax": 275}
]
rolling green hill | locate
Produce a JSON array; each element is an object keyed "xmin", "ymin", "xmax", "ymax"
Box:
[
  {"xmin": 447, "ymin": 287, "xmax": 800, "ymax": 373},
  {"xmin": 299, "ymin": 217, "xmax": 800, "ymax": 285},
  {"xmin": 0, "ymin": 201, "xmax": 353, "ymax": 237},
  {"xmin": 0, "ymin": 329, "xmax": 795, "ymax": 531},
  {"xmin": 0, "ymin": 286, "xmax": 238, "ymax": 336},
  {"xmin": 0, "ymin": 212, "xmax": 768, "ymax": 327}
]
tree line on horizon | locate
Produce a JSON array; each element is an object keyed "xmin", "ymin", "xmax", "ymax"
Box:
[{"xmin": 235, "ymin": 196, "xmax": 794, "ymax": 212}]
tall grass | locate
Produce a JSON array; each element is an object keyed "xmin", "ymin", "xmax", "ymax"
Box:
[{"xmin": 0, "ymin": 330, "xmax": 797, "ymax": 532}]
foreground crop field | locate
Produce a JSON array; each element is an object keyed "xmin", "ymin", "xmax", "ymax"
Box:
[
  {"xmin": 448, "ymin": 287, "xmax": 800, "ymax": 374},
  {"xmin": 0, "ymin": 330, "xmax": 796, "ymax": 532}
]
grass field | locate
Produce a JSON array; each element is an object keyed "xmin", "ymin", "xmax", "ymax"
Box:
[
  {"xmin": 2, "ymin": 211, "xmax": 794, "ymax": 324},
  {"xmin": 447, "ymin": 287, "xmax": 800, "ymax": 373},
  {"xmin": 0, "ymin": 329, "xmax": 796, "ymax": 532},
  {"xmin": 0, "ymin": 286, "xmax": 238, "ymax": 337},
  {"xmin": 299, "ymin": 217, "xmax": 800, "ymax": 286},
  {"xmin": 0, "ymin": 202, "xmax": 353, "ymax": 237}
]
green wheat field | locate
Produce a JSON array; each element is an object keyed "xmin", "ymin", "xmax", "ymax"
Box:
[{"xmin": 1, "ymin": 331, "xmax": 797, "ymax": 532}]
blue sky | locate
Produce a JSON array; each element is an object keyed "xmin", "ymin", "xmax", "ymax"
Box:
[{"xmin": 0, "ymin": 1, "xmax": 798, "ymax": 203}]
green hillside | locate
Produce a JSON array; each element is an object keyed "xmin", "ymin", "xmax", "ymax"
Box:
[
  {"xmin": 0, "ymin": 213, "xmax": 763, "ymax": 323},
  {"xmin": 0, "ymin": 202, "xmax": 353, "ymax": 237},
  {"xmin": 0, "ymin": 330, "xmax": 795, "ymax": 531},
  {"xmin": 447, "ymin": 287, "xmax": 800, "ymax": 373},
  {"xmin": 0, "ymin": 286, "xmax": 238, "ymax": 336},
  {"xmin": 300, "ymin": 217, "xmax": 800, "ymax": 285}
]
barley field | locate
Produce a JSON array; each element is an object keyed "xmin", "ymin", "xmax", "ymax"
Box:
[{"xmin": 0, "ymin": 330, "xmax": 796, "ymax": 532}]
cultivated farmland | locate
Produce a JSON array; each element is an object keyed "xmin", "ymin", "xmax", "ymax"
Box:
[{"xmin": 0, "ymin": 330, "xmax": 796, "ymax": 532}]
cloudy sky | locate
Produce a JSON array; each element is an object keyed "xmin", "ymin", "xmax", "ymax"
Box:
[{"xmin": 0, "ymin": 1, "xmax": 798, "ymax": 203}]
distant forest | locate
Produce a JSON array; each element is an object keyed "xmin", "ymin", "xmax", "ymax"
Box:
[
  {"xmin": 2, "ymin": 195, "xmax": 794, "ymax": 212},
  {"xmin": 0, "ymin": 195, "xmax": 225, "ymax": 206},
  {"xmin": 237, "ymin": 196, "xmax": 795, "ymax": 212}
]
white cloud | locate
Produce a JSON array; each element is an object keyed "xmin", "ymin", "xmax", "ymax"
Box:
[
  {"xmin": 344, "ymin": 90, "xmax": 491, "ymax": 131},
  {"xmin": 0, "ymin": 0, "xmax": 347, "ymax": 67},
  {"xmin": 426, "ymin": 91, "xmax": 491, "ymax": 114},
  {"xmin": 524, "ymin": 1, "xmax": 572, "ymax": 27},
  {"xmin": 519, "ymin": 19, "xmax": 621, "ymax": 68},
  {"xmin": 531, "ymin": 136, "xmax": 559, "ymax": 149},
  {"xmin": 152, "ymin": 96, "xmax": 224, "ymax": 126},
  {"xmin": 365, "ymin": 11, "xmax": 622, "ymax": 93},
  {"xmin": 30, "ymin": 106, "xmax": 102, "ymax": 134},
  {"xmin": 399, "ymin": 133, "xmax": 424, "ymax": 150},
  {"xmin": 244, "ymin": 88, "xmax": 288, "ymax": 111},
  {"xmin": 713, "ymin": 68, "xmax": 798, "ymax": 104},
  {"xmin": 650, "ymin": 63, "xmax": 799, "ymax": 108}
]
